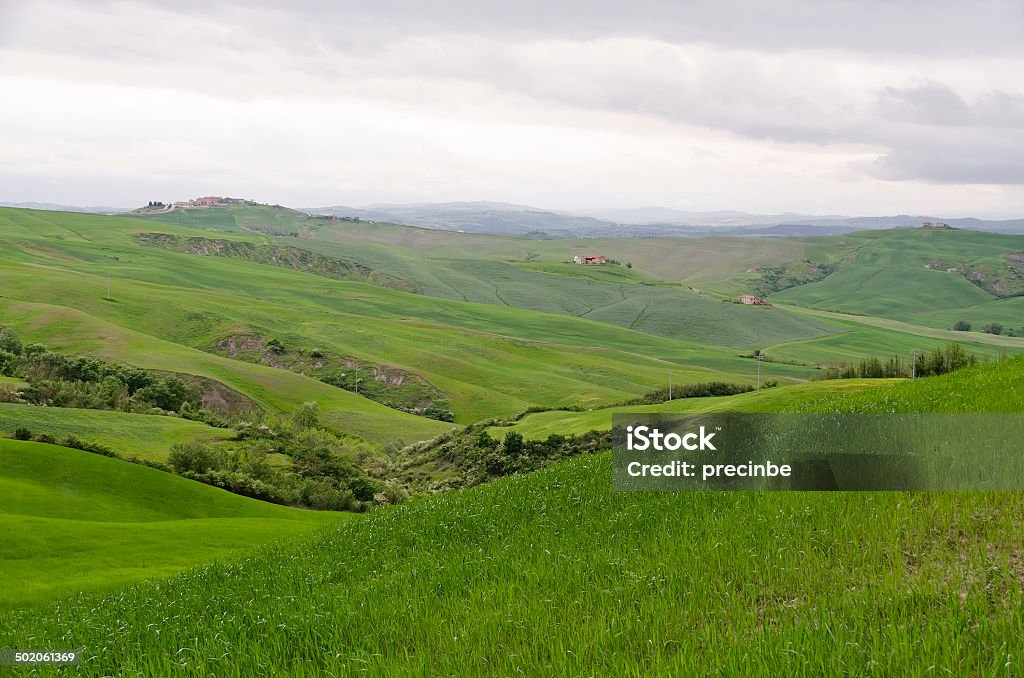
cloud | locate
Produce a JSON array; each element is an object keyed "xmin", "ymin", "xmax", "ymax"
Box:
[{"xmin": 0, "ymin": 0, "xmax": 1022, "ymax": 213}]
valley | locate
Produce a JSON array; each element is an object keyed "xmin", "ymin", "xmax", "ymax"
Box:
[{"xmin": 2, "ymin": 202, "xmax": 1023, "ymax": 674}]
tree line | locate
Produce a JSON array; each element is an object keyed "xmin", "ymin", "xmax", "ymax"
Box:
[{"xmin": 820, "ymin": 343, "xmax": 980, "ymax": 380}]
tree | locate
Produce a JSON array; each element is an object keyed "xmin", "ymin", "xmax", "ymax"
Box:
[
  {"xmin": 982, "ymin": 322, "xmax": 1004, "ymax": 335},
  {"xmin": 952, "ymin": 319, "xmax": 972, "ymax": 331},
  {"xmin": 0, "ymin": 327, "xmax": 22, "ymax": 355},
  {"xmin": 292, "ymin": 401, "xmax": 319, "ymax": 430},
  {"xmin": 134, "ymin": 376, "xmax": 200, "ymax": 411},
  {"xmin": 168, "ymin": 441, "xmax": 229, "ymax": 474},
  {"xmin": 501, "ymin": 431, "xmax": 524, "ymax": 456}
]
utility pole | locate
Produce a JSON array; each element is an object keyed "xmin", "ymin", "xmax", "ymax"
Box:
[
  {"xmin": 756, "ymin": 352, "xmax": 763, "ymax": 392},
  {"xmin": 106, "ymin": 272, "xmax": 110, "ymax": 301},
  {"xmin": 911, "ymin": 349, "xmax": 918, "ymax": 380},
  {"xmin": 668, "ymin": 372, "xmax": 672, "ymax": 401}
]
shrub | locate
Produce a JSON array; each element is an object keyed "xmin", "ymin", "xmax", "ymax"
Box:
[
  {"xmin": 291, "ymin": 401, "xmax": 319, "ymax": 430},
  {"xmin": 33, "ymin": 433, "xmax": 57, "ymax": 444},
  {"xmin": 952, "ymin": 319, "xmax": 972, "ymax": 331},
  {"xmin": 168, "ymin": 441, "xmax": 229, "ymax": 474},
  {"xmin": 13, "ymin": 427, "xmax": 32, "ymax": 440},
  {"xmin": 0, "ymin": 327, "xmax": 22, "ymax": 356},
  {"xmin": 59, "ymin": 435, "xmax": 118, "ymax": 457},
  {"xmin": 0, "ymin": 350, "xmax": 18, "ymax": 377},
  {"xmin": 982, "ymin": 322, "xmax": 1004, "ymax": 335},
  {"xmin": 133, "ymin": 376, "xmax": 201, "ymax": 412}
]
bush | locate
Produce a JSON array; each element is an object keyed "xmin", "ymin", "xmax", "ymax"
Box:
[
  {"xmin": 33, "ymin": 433, "xmax": 57, "ymax": 444},
  {"xmin": 133, "ymin": 376, "xmax": 201, "ymax": 412},
  {"xmin": 952, "ymin": 319, "xmax": 972, "ymax": 331},
  {"xmin": 60, "ymin": 435, "xmax": 118, "ymax": 457},
  {"xmin": 0, "ymin": 327, "xmax": 22, "ymax": 356},
  {"xmin": 622, "ymin": 381, "xmax": 756, "ymax": 406},
  {"xmin": 168, "ymin": 441, "xmax": 229, "ymax": 474},
  {"xmin": 982, "ymin": 322, "xmax": 1004, "ymax": 335},
  {"xmin": 0, "ymin": 350, "xmax": 18, "ymax": 377},
  {"xmin": 13, "ymin": 427, "xmax": 32, "ymax": 440},
  {"xmin": 292, "ymin": 401, "xmax": 319, "ymax": 430}
]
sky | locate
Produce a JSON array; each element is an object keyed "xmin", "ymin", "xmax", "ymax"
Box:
[{"xmin": 1, "ymin": 0, "xmax": 1023, "ymax": 217}]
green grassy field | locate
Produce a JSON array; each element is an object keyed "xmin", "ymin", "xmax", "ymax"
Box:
[
  {"xmin": 487, "ymin": 379, "xmax": 893, "ymax": 440},
  {"xmin": 2, "ymin": 358, "xmax": 1022, "ymax": 674},
  {"xmin": 0, "ymin": 439, "xmax": 341, "ymax": 610},
  {"xmin": 770, "ymin": 228, "xmax": 1024, "ymax": 317},
  {"xmin": 132, "ymin": 223, "xmax": 841, "ymax": 350},
  {"xmin": 3, "ymin": 204, "xmax": 1024, "ymax": 674},
  {"xmin": 907, "ymin": 295, "xmax": 1024, "ymax": 335},
  {"xmin": 0, "ymin": 208, "xmax": 831, "ymax": 427},
  {"xmin": 0, "ymin": 297, "xmax": 454, "ymax": 443},
  {"xmin": 0, "ymin": 404, "xmax": 233, "ymax": 460},
  {"xmin": 305, "ymin": 216, "xmax": 858, "ymax": 294}
]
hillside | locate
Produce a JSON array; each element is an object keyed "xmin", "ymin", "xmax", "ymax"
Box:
[
  {"xmin": 486, "ymin": 379, "xmax": 892, "ymax": 441},
  {"xmin": 2, "ymin": 356, "xmax": 1022, "ymax": 674},
  {"xmin": 0, "ymin": 403, "xmax": 233, "ymax": 460},
  {"xmin": 0, "ymin": 207, "xmax": 830, "ymax": 430},
  {"xmin": 137, "ymin": 206, "xmax": 844, "ymax": 348},
  {"xmin": 0, "ymin": 439, "xmax": 340, "ymax": 610},
  {"xmin": 770, "ymin": 228, "xmax": 1024, "ymax": 316}
]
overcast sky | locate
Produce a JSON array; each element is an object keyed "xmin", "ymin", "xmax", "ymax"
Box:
[{"xmin": 2, "ymin": 1, "xmax": 1023, "ymax": 216}]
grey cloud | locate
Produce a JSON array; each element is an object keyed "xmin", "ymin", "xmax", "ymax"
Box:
[
  {"xmin": 878, "ymin": 83, "xmax": 1024, "ymax": 128},
  {"xmin": 865, "ymin": 126, "xmax": 1024, "ymax": 184},
  {"xmin": 2, "ymin": 0, "xmax": 1024, "ymax": 203},
  {"xmin": 7, "ymin": 0, "xmax": 1024, "ymax": 58}
]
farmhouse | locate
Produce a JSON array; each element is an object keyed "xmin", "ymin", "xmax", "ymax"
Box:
[
  {"xmin": 736, "ymin": 295, "xmax": 772, "ymax": 306},
  {"xmin": 573, "ymin": 254, "xmax": 606, "ymax": 265},
  {"xmin": 173, "ymin": 196, "xmax": 227, "ymax": 209}
]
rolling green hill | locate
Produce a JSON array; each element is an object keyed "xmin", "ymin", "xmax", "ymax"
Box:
[
  {"xmin": 133, "ymin": 202, "xmax": 334, "ymax": 236},
  {"xmin": 0, "ymin": 439, "xmax": 340, "ymax": 610},
  {"xmin": 135, "ymin": 205, "xmax": 1024, "ymax": 352},
  {"xmin": 304, "ymin": 215, "xmax": 857, "ymax": 294},
  {"xmin": 0, "ymin": 403, "xmax": 233, "ymax": 460},
  {"xmin": 770, "ymin": 228, "xmax": 1024, "ymax": 317},
  {"xmin": 0, "ymin": 208, "xmax": 827, "ymax": 429},
  {"xmin": 486, "ymin": 379, "xmax": 893, "ymax": 441},
  {"xmin": 2, "ymin": 356, "xmax": 1022, "ymax": 674},
  {"xmin": 5, "ymin": 207, "xmax": 1023, "ymax": 435}
]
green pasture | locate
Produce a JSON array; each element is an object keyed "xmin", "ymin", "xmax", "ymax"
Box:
[
  {"xmin": 0, "ymin": 439, "xmax": 341, "ymax": 610},
  {"xmin": 487, "ymin": 378, "xmax": 892, "ymax": 441},
  {"xmin": 0, "ymin": 403, "xmax": 233, "ymax": 460}
]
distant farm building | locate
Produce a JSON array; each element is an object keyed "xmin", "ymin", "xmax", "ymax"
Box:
[
  {"xmin": 174, "ymin": 196, "xmax": 227, "ymax": 209},
  {"xmin": 573, "ymin": 254, "xmax": 606, "ymax": 265},
  {"xmin": 922, "ymin": 221, "xmax": 952, "ymax": 229},
  {"xmin": 736, "ymin": 295, "xmax": 772, "ymax": 306}
]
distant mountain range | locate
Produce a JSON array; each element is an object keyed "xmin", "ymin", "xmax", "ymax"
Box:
[
  {"xmin": 0, "ymin": 202, "xmax": 131, "ymax": 215},
  {"xmin": 4, "ymin": 199, "xmax": 1023, "ymax": 238},
  {"xmin": 306, "ymin": 201, "xmax": 1024, "ymax": 238}
]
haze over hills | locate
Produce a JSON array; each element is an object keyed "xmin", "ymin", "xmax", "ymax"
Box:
[
  {"xmin": 4, "ymin": 198, "xmax": 1022, "ymax": 237},
  {"xmin": 0, "ymin": 201, "xmax": 131, "ymax": 215},
  {"xmin": 308, "ymin": 201, "xmax": 1024, "ymax": 237}
]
